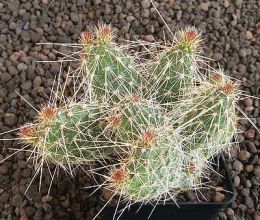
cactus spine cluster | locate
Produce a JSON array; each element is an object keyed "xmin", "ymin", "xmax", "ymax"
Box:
[{"xmin": 17, "ymin": 25, "xmax": 239, "ymax": 213}]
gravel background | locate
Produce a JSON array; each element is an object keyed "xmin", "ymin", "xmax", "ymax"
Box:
[{"xmin": 0, "ymin": 0, "xmax": 260, "ymax": 219}]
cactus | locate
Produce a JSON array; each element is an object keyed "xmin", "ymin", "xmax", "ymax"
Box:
[
  {"xmin": 80, "ymin": 25, "xmax": 142, "ymax": 101},
  {"xmin": 105, "ymin": 94, "xmax": 165, "ymax": 142},
  {"xmin": 106, "ymin": 130, "xmax": 185, "ymax": 202},
  {"xmin": 18, "ymin": 102, "xmax": 113, "ymax": 168},
  {"xmin": 10, "ymin": 25, "xmax": 242, "ymax": 216},
  {"xmin": 148, "ymin": 27, "xmax": 202, "ymax": 104},
  {"xmin": 174, "ymin": 71, "xmax": 238, "ymax": 158}
]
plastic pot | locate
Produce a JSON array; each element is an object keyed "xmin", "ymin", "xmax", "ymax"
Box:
[{"xmin": 95, "ymin": 155, "xmax": 236, "ymax": 220}]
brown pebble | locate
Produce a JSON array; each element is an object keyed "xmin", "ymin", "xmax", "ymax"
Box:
[
  {"xmin": 238, "ymin": 150, "xmax": 251, "ymax": 161},
  {"xmin": 225, "ymin": 207, "xmax": 234, "ymax": 216},
  {"xmin": 213, "ymin": 192, "xmax": 225, "ymax": 203},
  {"xmin": 143, "ymin": 35, "xmax": 154, "ymax": 42},
  {"xmin": 243, "ymin": 97, "xmax": 253, "ymax": 107},
  {"xmin": 41, "ymin": 195, "xmax": 53, "ymax": 203},
  {"xmin": 244, "ymin": 129, "xmax": 255, "ymax": 139},
  {"xmin": 20, "ymin": 207, "xmax": 28, "ymax": 220},
  {"xmin": 0, "ymin": 188, "xmax": 4, "ymax": 195},
  {"xmin": 0, "ymin": 165, "xmax": 9, "ymax": 175},
  {"xmin": 101, "ymin": 187, "xmax": 114, "ymax": 201},
  {"xmin": 245, "ymin": 31, "xmax": 253, "ymax": 40},
  {"xmin": 244, "ymin": 164, "xmax": 254, "ymax": 173},
  {"xmin": 199, "ymin": 2, "xmax": 209, "ymax": 11},
  {"xmin": 61, "ymin": 198, "xmax": 70, "ymax": 208}
]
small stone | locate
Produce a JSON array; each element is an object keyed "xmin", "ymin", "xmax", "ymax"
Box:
[
  {"xmin": 141, "ymin": 0, "xmax": 150, "ymax": 9},
  {"xmin": 0, "ymin": 188, "xmax": 4, "ymax": 195},
  {"xmin": 143, "ymin": 35, "xmax": 154, "ymax": 42},
  {"xmin": 177, "ymin": 11, "xmax": 182, "ymax": 21},
  {"xmin": 244, "ymin": 164, "xmax": 254, "ymax": 173},
  {"xmin": 254, "ymin": 214, "xmax": 260, "ymax": 220},
  {"xmin": 0, "ymin": 72, "xmax": 12, "ymax": 82},
  {"xmin": 245, "ymin": 196, "xmax": 254, "ymax": 209},
  {"xmin": 93, "ymin": 0, "xmax": 101, "ymax": 4},
  {"xmin": 253, "ymin": 166, "xmax": 260, "ymax": 177},
  {"xmin": 126, "ymin": 15, "xmax": 135, "ymax": 22},
  {"xmin": 12, "ymin": 195, "xmax": 23, "ymax": 206},
  {"xmin": 243, "ymin": 98, "xmax": 253, "ymax": 107},
  {"xmin": 33, "ymin": 76, "xmax": 42, "ymax": 87},
  {"xmin": 61, "ymin": 198, "xmax": 70, "ymax": 208},
  {"xmin": 101, "ymin": 187, "xmax": 114, "ymax": 201},
  {"xmin": 225, "ymin": 208, "xmax": 234, "ymax": 216},
  {"xmin": 235, "ymin": 0, "xmax": 243, "ymax": 8},
  {"xmin": 241, "ymin": 188, "xmax": 250, "ymax": 197},
  {"xmin": 234, "ymin": 175, "xmax": 240, "ymax": 187},
  {"xmin": 245, "ymin": 31, "xmax": 253, "ymax": 40},
  {"xmin": 0, "ymin": 164, "xmax": 9, "ymax": 175},
  {"xmin": 213, "ymin": 52, "xmax": 223, "ymax": 61},
  {"xmin": 199, "ymin": 2, "xmax": 209, "ymax": 11},
  {"xmin": 224, "ymin": 0, "xmax": 230, "ymax": 8},
  {"xmin": 244, "ymin": 129, "xmax": 255, "ymax": 139},
  {"xmin": 238, "ymin": 150, "xmax": 251, "ymax": 161},
  {"xmin": 41, "ymin": 0, "xmax": 49, "ymax": 4},
  {"xmin": 4, "ymin": 113, "xmax": 17, "ymax": 126},
  {"xmin": 77, "ymin": 0, "xmax": 86, "ymax": 6},
  {"xmin": 213, "ymin": 192, "xmax": 225, "ymax": 203},
  {"xmin": 17, "ymin": 63, "xmax": 28, "ymax": 71},
  {"xmin": 41, "ymin": 195, "xmax": 53, "ymax": 203},
  {"xmin": 239, "ymin": 49, "xmax": 247, "ymax": 58},
  {"xmin": 233, "ymin": 160, "xmax": 243, "ymax": 173},
  {"xmin": 26, "ymin": 206, "xmax": 35, "ymax": 217}
]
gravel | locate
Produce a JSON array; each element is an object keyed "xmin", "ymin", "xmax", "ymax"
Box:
[{"xmin": 1, "ymin": 0, "xmax": 260, "ymax": 219}]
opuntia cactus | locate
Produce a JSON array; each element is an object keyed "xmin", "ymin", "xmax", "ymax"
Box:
[
  {"xmin": 174, "ymin": 71, "xmax": 238, "ymax": 158},
  {"xmin": 148, "ymin": 27, "xmax": 202, "ymax": 104},
  {"xmin": 11, "ymin": 24, "xmax": 242, "ymax": 218},
  {"xmin": 18, "ymin": 102, "xmax": 113, "ymax": 169},
  {"xmin": 80, "ymin": 25, "xmax": 142, "ymax": 101}
]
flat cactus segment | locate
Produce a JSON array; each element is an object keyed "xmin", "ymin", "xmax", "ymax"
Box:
[
  {"xmin": 80, "ymin": 25, "xmax": 142, "ymax": 101},
  {"xmin": 82, "ymin": 45, "xmax": 141, "ymax": 100},
  {"xmin": 149, "ymin": 50, "xmax": 195, "ymax": 103},
  {"xmin": 107, "ymin": 133, "xmax": 184, "ymax": 202},
  {"xmin": 19, "ymin": 103, "xmax": 113, "ymax": 165},
  {"xmin": 148, "ymin": 27, "xmax": 202, "ymax": 104},
  {"xmin": 175, "ymin": 73, "xmax": 238, "ymax": 158}
]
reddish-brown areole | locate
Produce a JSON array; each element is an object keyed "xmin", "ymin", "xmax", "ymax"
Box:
[
  {"xmin": 185, "ymin": 30, "xmax": 197, "ymax": 42},
  {"xmin": 18, "ymin": 126, "xmax": 35, "ymax": 139},
  {"xmin": 81, "ymin": 31, "xmax": 94, "ymax": 44},
  {"xmin": 111, "ymin": 169, "xmax": 126, "ymax": 184},
  {"xmin": 223, "ymin": 83, "xmax": 235, "ymax": 95},
  {"xmin": 40, "ymin": 107, "xmax": 58, "ymax": 121},
  {"xmin": 130, "ymin": 94, "xmax": 141, "ymax": 103},
  {"xmin": 107, "ymin": 115, "xmax": 121, "ymax": 127},
  {"xmin": 98, "ymin": 27, "xmax": 112, "ymax": 38},
  {"xmin": 211, "ymin": 72, "xmax": 223, "ymax": 82},
  {"xmin": 140, "ymin": 130, "xmax": 157, "ymax": 148}
]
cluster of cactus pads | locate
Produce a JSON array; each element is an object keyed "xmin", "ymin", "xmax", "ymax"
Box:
[{"xmin": 18, "ymin": 25, "xmax": 239, "ymax": 206}]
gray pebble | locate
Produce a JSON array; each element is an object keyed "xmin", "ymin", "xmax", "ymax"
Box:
[
  {"xmin": 77, "ymin": 0, "xmax": 86, "ymax": 6},
  {"xmin": 93, "ymin": 0, "xmax": 101, "ymax": 5},
  {"xmin": 0, "ymin": 72, "xmax": 12, "ymax": 82},
  {"xmin": 17, "ymin": 63, "xmax": 28, "ymax": 72},
  {"xmin": 12, "ymin": 194, "xmax": 23, "ymax": 207},
  {"xmin": 238, "ymin": 150, "xmax": 251, "ymax": 161},
  {"xmin": 253, "ymin": 166, "xmax": 260, "ymax": 177},
  {"xmin": 233, "ymin": 160, "xmax": 243, "ymax": 173},
  {"xmin": 239, "ymin": 49, "xmax": 247, "ymax": 58},
  {"xmin": 213, "ymin": 52, "xmax": 223, "ymax": 61},
  {"xmin": 4, "ymin": 113, "xmax": 17, "ymax": 126},
  {"xmin": 141, "ymin": 0, "xmax": 150, "ymax": 9},
  {"xmin": 245, "ymin": 196, "xmax": 254, "ymax": 209}
]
